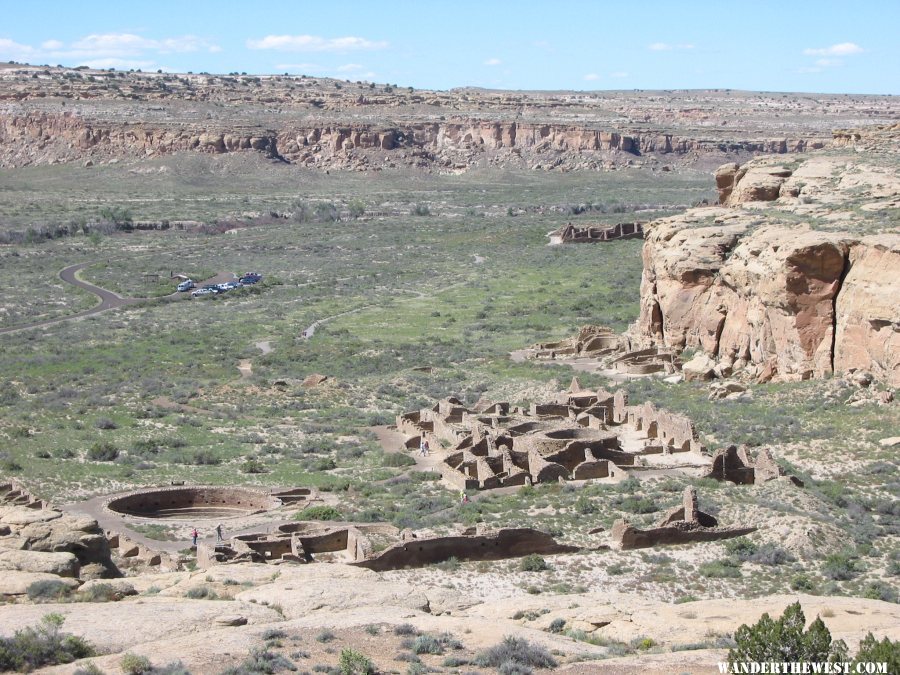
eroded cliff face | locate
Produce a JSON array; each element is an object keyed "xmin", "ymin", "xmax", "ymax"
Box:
[
  {"xmin": 635, "ymin": 149, "xmax": 900, "ymax": 386},
  {"xmin": 0, "ymin": 110, "xmax": 825, "ymax": 171}
]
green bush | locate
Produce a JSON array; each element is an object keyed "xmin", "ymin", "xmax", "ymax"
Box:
[
  {"xmin": 382, "ymin": 453, "xmax": 416, "ymax": 468},
  {"xmin": 474, "ymin": 636, "xmax": 557, "ymax": 670},
  {"xmin": 548, "ymin": 618, "xmax": 566, "ymax": 634},
  {"xmin": 296, "ymin": 506, "xmax": 343, "ymax": 521},
  {"xmin": 87, "ymin": 441, "xmax": 119, "ymax": 461},
  {"xmin": 221, "ymin": 648, "xmax": 295, "ymax": 674},
  {"xmin": 241, "ymin": 459, "xmax": 268, "ymax": 474},
  {"xmin": 854, "ymin": 633, "xmax": 900, "ymax": 673},
  {"xmin": 823, "ymin": 552, "xmax": 859, "ymax": 580},
  {"xmin": 699, "ymin": 559, "xmax": 742, "ymax": 578},
  {"xmin": 338, "ymin": 648, "xmax": 375, "ymax": 675},
  {"xmin": 728, "ymin": 602, "xmax": 848, "ymax": 664},
  {"xmin": 519, "ymin": 555, "xmax": 549, "ymax": 572},
  {"xmin": 184, "ymin": 586, "xmax": 218, "ymax": 600},
  {"xmin": 26, "ymin": 579, "xmax": 72, "ymax": 602},
  {"xmin": 620, "ymin": 496, "xmax": 659, "ymax": 513},
  {"xmin": 0, "ymin": 614, "xmax": 95, "ymax": 671},
  {"xmin": 78, "ymin": 583, "xmax": 123, "ymax": 603},
  {"xmin": 120, "ymin": 652, "xmax": 152, "ymax": 675}
]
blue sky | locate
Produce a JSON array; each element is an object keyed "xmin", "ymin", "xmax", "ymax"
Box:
[{"xmin": 1, "ymin": 1, "xmax": 897, "ymax": 94}]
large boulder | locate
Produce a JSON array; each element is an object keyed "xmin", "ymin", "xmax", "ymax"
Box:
[
  {"xmin": 0, "ymin": 548, "xmax": 80, "ymax": 577},
  {"xmin": 0, "ymin": 571, "xmax": 80, "ymax": 595}
]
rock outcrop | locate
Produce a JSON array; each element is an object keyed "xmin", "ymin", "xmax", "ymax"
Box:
[{"xmin": 634, "ymin": 150, "xmax": 900, "ymax": 386}]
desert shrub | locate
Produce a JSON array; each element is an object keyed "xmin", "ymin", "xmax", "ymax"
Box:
[
  {"xmin": 0, "ymin": 614, "xmax": 95, "ymax": 671},
  {"xmin": 699, "ymin": 559, "xmax": 742, "ymax": 578},
  {"xmin": 724, "ymin": 537, "xmax": 757, "ymax": 558},
  {"xmin": 72, "ymin": 662, "xmax": 105, "ymax": 675},
  {"xmin": 347, "ymin": 200, "xmax": 366, "ymax": 219},
  {"xmin": 746, "ymin": 543, "xmax": 794, "ymax": 566},
  {"xmin": 262, "ymin": 629, "xmax": 288, "ymax": 641},
  {"xmin": 338, "ymin": 648, "xmax": 375, "ymax": 675},
  {"xmin": 728, "ymin": 602, "xmax": 848, "ymax": 664},
  {"xmin": 442, "ymin": 655, "xmax": 469, "ymax": 667},
  {"xmin": 519, "ymin": 555, "xmax": 548, "ymax": 572},
  {"xmin": 241, "ymin": 459, "xmax": 268, "ymax": 474},
  {"xmin": 26, "ymin": 579, "xmax": 72, "ymax": 602},
  {"xmin": 863, "ymin": 581, "xmax": 898, "ymax": 603},
  {"xmin": 394, "ymin": 623, "xmax": 419, "ymax": 636},
  {"xmin": 412, "ymin": 634, "xmax": 444, "ymax": 655},
  {"xmin": 823, "ymin": 552, "xmax": 859, "ymax": 580},
  {"xmin": 573, "ymin": 495, "xmax": 596, "ymax": 514},
  {"xmin": 221, "ymin": 648, "xmax": 295, "ymax": 674},
  {"xmin": 548, "ymin": 618, "xmax": 566, "ymax": 634},
  {"xmin": 94, "ymin": 417, "xmax": 118, "ymax": 430},
  {"xmin": 435, "ymin": 556, "xmax": 460, "ymax": 572},
  {"xmin": 184, "ymin": 586, "xmax": 218, "ymax": 600},
  {"xmin": 87, "ymin": 441, "xmax": 119, "ymax": 461},
  {"xmin": 316, "ymin": 629, "xmax": 336, "ymax": 643},
  {"xmin": 296, "ymin": 506, "xmax": 343, "ymax": 521},
  {"xmin": 620, "ymin": 496, "xmax": 659, "ymax": 513},
  {"xmin": 78, "ymin": 583, "xmax": 123, "ymax": 602},
  {"xmin": 382, "ymin": 453, "xmax": 416, "ymax": 468},
  {"xmin": 410, "ymin": 204, "xmax": 430, "ymax": 216},
  {"xmin": 121, "ymin": 652, "xmax": 152, "ymax": 675},
  {"xmin": 790, "ymin": 574, "xmax": 815, "ymax": 591},
  {"xmin": 474, "ymin": 636, "xmax": 557, "ymax": 670}
]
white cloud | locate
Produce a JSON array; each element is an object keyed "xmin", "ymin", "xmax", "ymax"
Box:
[
  {"xmin": 484, "ymin": 57, "xmax": 502, "ymax": 66},
  {"xmin": 247, "ymin": 35, "xmax": 388, "ymax": 52},
  {"xmin": 0, "ymin": 33, "xmax": 220, "ymax": 69},
  {"xmin": 583, "ymin": 73, "xmax": 599, "ymax": 81},
  {"xmin": 803, "ymin": 42, "xmax": 863, "ymax": 57},
  {"xmin": 336, "ymin": 63, "xmax": 364, "ymax": 72},
  {"xmin": 648, "ymin": 42, "xmax": 694, "ymax": 51},
  {"xmin": 0, "ymin": 38, "xmax": 36, "ymax": 58},
  {"xmin": 815, "ymin": 58, "xmax": 841, "ymax": 67},
  {"xmin": 610, "ymin": 71, "xmax": 628, "ymax": 78}
]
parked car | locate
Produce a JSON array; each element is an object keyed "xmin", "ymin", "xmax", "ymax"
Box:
[
  {"xmin": 239, "ymin": 275, "xmax": 260, "ymax": 284},
  {"xmin": 177, "ymin": 280, "xmax": 194, "ymax": 292},
  {"xmin": 191, "ymin": 288, "xmax": 213, "ymax": 298},
  {"xmin": 223, "ymin": 281, "xmax": 240, "ymax": 290},
  {"xmin": 215, "ymin": 283, "xmax": 231, "ymax": 292}
]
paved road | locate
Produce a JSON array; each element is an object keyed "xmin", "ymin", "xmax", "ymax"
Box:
[{"xmin": 0, "ymin": 262, "xmax": 181, "ymax": 336}]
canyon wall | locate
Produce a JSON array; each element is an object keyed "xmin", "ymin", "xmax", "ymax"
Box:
[
  {"xmin": 0, "ymin": 111, "xmax": 825, "ymax": 170},
  {"xmin": 634, "ymin": 152, "xmax": 900, "ymax": 386}
]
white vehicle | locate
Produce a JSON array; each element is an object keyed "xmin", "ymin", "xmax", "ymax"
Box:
[
  {"xmin": 177, "ymin": 280, "xmax": 194, "ymax": 292},
  {"xmin": 215, "ymin": 283, "xmax": 231, "ymax": 292},
  {"xmin": 191, "ymin": 288, "xmax": 213, "ymax": 298}
]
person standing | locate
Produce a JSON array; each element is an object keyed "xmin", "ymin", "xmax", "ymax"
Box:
[
  {"xmin": 191, "ymin": 527, "xmax": 199, "ymax": 547},
  {"xmin": 215, "ymin": 524, "xmax": 224, "ymax": 542}
]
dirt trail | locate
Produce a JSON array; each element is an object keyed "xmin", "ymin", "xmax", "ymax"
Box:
[{"xmin": 0, "ymin": 262, "xmax": 185, "ymax": 335}]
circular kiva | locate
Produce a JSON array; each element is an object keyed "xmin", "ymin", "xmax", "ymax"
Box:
[{"xmin": 105, "ymin": 486, "xmax": 281, "ymax": 520}]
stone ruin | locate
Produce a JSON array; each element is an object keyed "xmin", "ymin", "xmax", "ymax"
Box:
[
  {"xmin": 197, "ymin": 521, "xmax": 578, "ymax": 571},
  {"xmin": 548, "ymin": 222, "xmax": 644, "ymax": 245},
  {"xmin": 396, "ymin": 385, "xmax": 708, "ymax": 491},
  {"xmin": 1, "ymin": 480, "xmax": 121, "ymax": 583},
  {"xmin": 104, "ymin": 485, "xmax": 314, "ymax": 520},
  {"xmin": 527, "ymin": 325, "xmax": 679, "ymax": 376},
  {"xmin": 706, "ymin": 446, "xmax": 804, "ymax": 487},
  {"xmin": 0, "ymin": 479, "xmax": 46, "ymax": 509},
  {"xmin": 610, "ymin": 486, "xmax": 756, "ymax": 550}
]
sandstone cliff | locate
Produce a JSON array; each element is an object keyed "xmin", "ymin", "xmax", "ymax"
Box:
[
  {"xmin": 635, "ymin": 148, "xmax": 900, "ymax": 386},
  {"xmin": 0, "ymin": 110, "xmax": 828, "ymax": 171}
]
